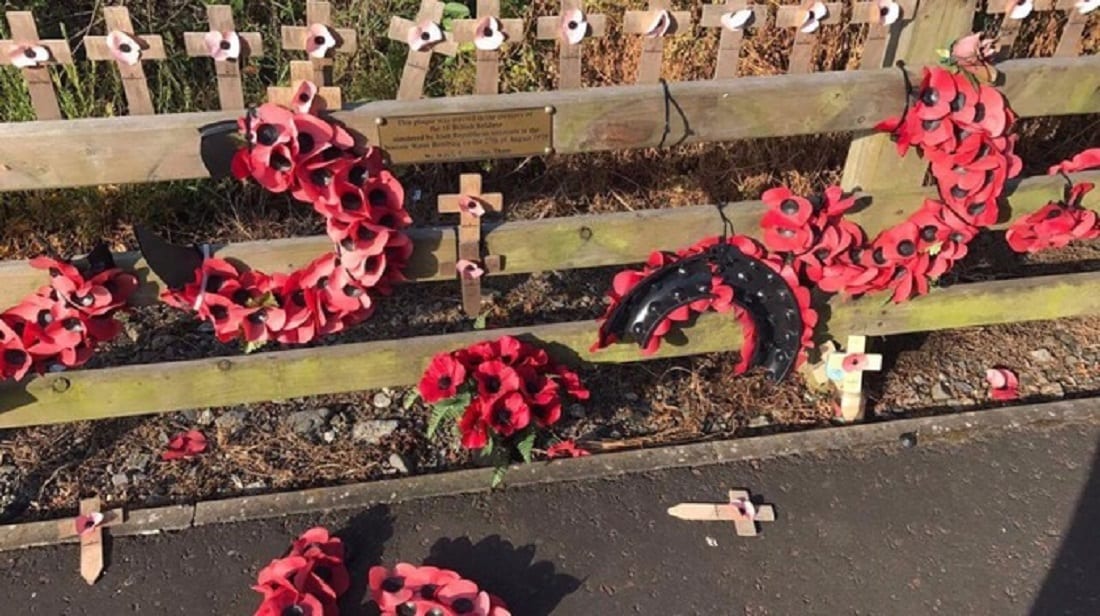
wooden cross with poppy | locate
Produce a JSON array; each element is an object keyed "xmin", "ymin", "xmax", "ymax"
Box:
[
  {"xmin": 849, "ymin": 0, "xmax": 916, "ymax": 69},
  {"xmin": 280, "ymin": 0, "xmax": 357, "ymax": 86},
  {"xmin": 824, "ymin": 335, "xmax": 883, "ymax": 422},
  {"xmin": 535, "ymin": 0, "xmax": 607, "ymax": 90},
  {"xmin": 668, "ymin": 489, "xmax": 776, "ymax": 537},
  {"xmin": 56, "ymin": 497, "xmax": 125, "ymax": 585},
  {"xmin": 437, "ymin": 174, "xmax": 504, "ymax": 317},
  {"xmin": 388, "ymin": 0, "xmax": 460, "ymax": 101},
  {"xmin": 0, "ymin": 11, "xmax": 74, "ymax": 120},
  {"xmin": 267, "ymin": 60, "xmax": 343, "ymax": 112},
  {"xmin": 83, "ymin": 6, "xmax": 167, "ymax": 116},
  {"xmin": 699, "ymin": 1, "xmax": 767, "ymax": 80},
  {"xmin": 775, "ymin": 1, "xmax": 841, "ymax": 74},
  {"xmin": 623, "ymin": 1, "xmax": 692, "ymax": 85},
  {"xmin": 183, "ymin": 4, "xmax": 264, "ymax": 111},
  {"xmin": 451, "ymin": 0, "xmax": 524, "ymax": 95}
]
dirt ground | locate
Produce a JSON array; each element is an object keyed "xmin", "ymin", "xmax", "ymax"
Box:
[{"xmin": 0, "ymin": 3, "xmax": 1097, "ymax": 523}]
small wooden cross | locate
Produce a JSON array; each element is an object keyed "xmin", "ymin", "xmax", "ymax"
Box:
[
  {"xmin": 623, "ymin": 1, "xmax": 692, "ymax": 85},
  {"xmin": 535, "ymin": 1, "xmax": 607, "ymax": 90},
  {"xmin": 388, "ymin": 0, "xmax": 459, "ymax": 101},
  {"xmin": 437, "ymin": 174, "xmax": 504, "ymax": 317},
  {"xmin": 0, "ymin": 11, "xmax": 73, "ymax": 120},
  {"xmin": 56, "ymin": 497, "xmax": 125, "ymax": 585},
  {"xmin": 280, "ymin": 0, "xmax": 357, "ymax": 85},
  {"xmin": 83, "ymin": 6, "xmax": 167, "ymax": 116},
  {"xmin": 850, "ymin": 1, "xmax": 914, "ymax": 68},
  {"xmin": 668, "ymin": 489, "xmax": 776, "ymax": 537},
  {"xmin": 452, "ymin": 0, "xmax": 524, "ymax": 94},
  {"xmin": 824, "ymin": 335, "xmax": 883, "ymax": 422},
  {"xmin": 775, "ymin": 1, "xmax": 841, "ymax": 74},
  {"xmin": 183, "ymin": 4, "xmax": 264, "ymax": 110},
  {"xmin": 699, "ymin": 1, "xmax": 767, "ymax": 80},
  {"xmin": 268, "ymin": 60, "xmax": 342, "ymax": 112}
]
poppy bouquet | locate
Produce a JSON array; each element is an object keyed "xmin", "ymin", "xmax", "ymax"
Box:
[
  {"xmin": 369, "ymin": 563, "xmax": 511, "ymax": 616},
  {"xmin": 418, "ymin": 335, "xmax": 590, "ymax": 485},
  {"xmin": 0, "ymin": 250, "xmax": 136, "ymax": 381},
  {"xmin": 252, "ymin": 527, "xmax": 350, "ymax": 616},
  {"xmin": 162, "ymin": 92, "xmax": 413, "ymax": 350}
]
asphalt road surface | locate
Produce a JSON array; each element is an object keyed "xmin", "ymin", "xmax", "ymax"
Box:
[{"xmin": 2, "ymin": 419, "xmax": 1098, "ymax": 615}]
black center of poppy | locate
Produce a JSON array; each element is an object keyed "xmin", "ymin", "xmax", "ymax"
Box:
[
  {"xmin": 311, "ymin": 168, "xmax": 333, "ymax": 187},
  {"xmin": 568, "ymin": 20, "xmax": 579, "ymax": 29},
  {"xmin": 344, "ymin": 166, "xmax": 366, "ymax": 187},
  {"xmin": 297, "ymin": 132, "xmax": 316, "ymax": 154},
  {"xmin": 299, "ymin": 92, "xmax": 310, "ymax": 103},
  {"xmin": 4, "ymin": 349, "xmax": 27, "ymax": 366},
  {"xmin": 219, "ymin": 40, "xmax": 232, "ymax": 50},
  {"xmin": 282, "ymin": 606, "xmax": 306, "ymax": 616},
  {"xmin": 967, "ymin": 201, "xmax": 986, "ymax": 215},
  {"xmin": 921, "ymin": 119, "xmax": 940, "ymax": 131},
  {"xmin": 313, "ymin": 35, "xmax": 326, "ymax": 45},
  {"xmin": 880, "ymin": 6, "xmax": 890, "ymax": 16},
  {"xmin": 62, "ymin": 317, "xmax": 83, "ymax": 332},
  {"xmin": 48, "ymin": 267, "xmax": 61, "ymax": 277},
  {"xmin": 421, "ymin": 31, "xmax": 431, "ymax": 40},
  {"xmin": 23, "ymin": 48, "xmax": 36, "ymax": 58},
  {"xmin": 848, "ymin": 248, "xmax": 863, "ymax": 263},
  {"xmin": 813, "ymin": 248, "xmax": 830, "ymax": 261},
  {"xmin": 483, "ymin": 376, "xmax": 501, "ymax": 393},
  {"xmin": 316, "ymin": 276, "xmax": 329, "ymax": 289},
  {"xmin": 382, "ymin": 576, "xmax": 405, "ymax": 593},
  {"xmin": 950, "ymin": 185, "xmax": 969, "ymax": 199},
  {"xmin": 483, "ymin": 27, "xmax": 494, "ymax": 36},
  {"xmin": 780, "ymin": 199, "xmax": 799, "ymax": 215},
  {"xmin": 494, "ymin": 407, "xmax": 513, "ymax": 426},
  {"xmin": 920, "ymin": 225, "xmax": 938, "ymax": 242},
  {"xmin": 36, "ymin": 310, "xmax": 53, "ymax": 327},
  {"xmin": 340, "ymin": 237, "xmax": 355, "ymax": 251},
  {"xmin": 291, "ymin": 290, "xmax": 306, "ymax": 306},
  {"xmin": 397, "ymin": 603, "xmax": 418, "ymax": 616},
  {"xmin": 341, "ymin": 192, "xmax": 363, "ymax": 211},
  {"xmin": 978, "ymin": 144, "xmax": 991, "ymax": 157},
  {"xmin": 920, "ymin": 88, "xmax": 938, "ymax": 106},
  {"xmin": 210, "ymin": 305, "xmax": 229, "ymax": 321},
  {"xmin": 357, "ymin": 226, "xmax": 377, "ymax": 241},
  {"xmin": 972, "ymin": 102, "xmax": 986, "ymax": 123},
  {"xmin": 452, "ymin": 598, "xmax": 475, "ymax": 614},
  {"xmin": 119, "ymin": 43, "xmax": 132, "ymax": 53},
  {"xmin": 950, "ymin": 91, "xmax": 966, "ymax": 112},
  {"xmin": 378, "ymin": 213, "xmax": 397, "ymax": 228},
  {"xmin": 342, "ymin": 284, "xmax": 362, "ymax": 297},
  {"xmin": 437, "ymin": 375, "xmax": 452, "ymax": 390},
  {"xmin": 247, "ymin": 310, "xmax": 268, "ymax": 324},
  {"xmin": 270, "ymin": 152, "xmax": 293, "ymax": 172},
  {"xmin": 76, "ymin": 294, "xmax": 94, "ymax": 307},
  {"xmin": 949, "ymin": 231, "xmax": 965, "ymax": 243},
  {"xmin": 205, "ymin": 275, "xmax": 224, "ymax": 294},
  {"xmin": 427, "ymin": 609, "xmax": 445, "ymax": 616},
  {"xmin": 1046, "ymin": 207, "xmax": 1064, "ymax": 220},
  {"xmin": 314, "ymin": 566, "xmax": 333, "ymax": 585},
  {"xmin": 367, "ymin": 188, "xmax": 388, "ymax": 207},
  {"xmin": 321, "ymin": 146, "xmax": 343, "ymax": 161},
  {"xmin": 872, "ymin": 247, "xmax": 886, "ymax": 265},
  {"xmin": 525, "ymin": 377, "xmax": 542, "ymax": 394},
  {"xmin": 256, "ymin": 124, "xmax": 280, "ymax": 146},
  {"xmin": 897, "ymin": 240, "xmax": 916, "ymax": 257},
  {"xmin": 232, "ymin": 289, "xmax": 252, "ymax": 304}
]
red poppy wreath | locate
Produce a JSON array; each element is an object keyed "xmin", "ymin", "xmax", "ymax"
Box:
[
  {"xmin": 142, "ymin": 89, "xmax": 413, "ymax": 351},
  {"xmin": 592, "ymin": 32, "xmax": 1099, "ymax": 379},
  {"xmin": 0, "ymin": 246, "xmax": 136, "ymax": 382}
]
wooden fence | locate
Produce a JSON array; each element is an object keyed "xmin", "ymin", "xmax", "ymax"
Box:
[{"xmin": 0, "ymin": 0, "xmax": 1097, "ymax": 427}]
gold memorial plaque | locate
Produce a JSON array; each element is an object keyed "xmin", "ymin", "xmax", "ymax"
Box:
[{"xmin": 376, "ymin": 107, "xmax": 553, "ymax": 164}]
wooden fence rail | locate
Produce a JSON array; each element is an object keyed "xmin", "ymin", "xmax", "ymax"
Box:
[{"xmin": 0, "ymin": 56, "xmax": 1097, "ymax": 191}]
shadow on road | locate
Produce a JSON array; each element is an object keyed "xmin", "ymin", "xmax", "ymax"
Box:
[
  {"xmin": 423, "ymin": 535, "xmax": 583, "ymax": 616},
  {"xmin": 335, "ymin": 505, "xmax": 395, "ymax": 615},
  {"xmin": 1031, "ymin": 438, "xmax": 1100, "ymax": 616}
]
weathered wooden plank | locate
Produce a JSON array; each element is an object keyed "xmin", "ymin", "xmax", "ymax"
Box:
[
  {"xmin": 2, "ymin": 268, "xmax": 1098, "ymax": 428},
  {"xmin": 0, "ymin": 56, "xmax": 1097, "ymax": 191},
  {"xmin": 0, "ymin": 170, "xmax": 1093, "ymax": 309}
]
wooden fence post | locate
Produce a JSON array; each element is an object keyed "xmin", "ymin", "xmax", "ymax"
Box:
[
  {"xmin": 1, "ymin": 11, "xmax": 73, "ymax": 120},
  {"xmin": 183, "ymin": 4, "xmax": 264, "ymax": 111},
  {"xmin": 840, "ymin": 0, "xmax": 978, "ymax": 192},
  {"xmin": 535, "ymin": 1, "xmax": 607, "ymax": 90},
  {"xmin": 452, "ymin": 0, "xmax": 523, "ymax": 95}
]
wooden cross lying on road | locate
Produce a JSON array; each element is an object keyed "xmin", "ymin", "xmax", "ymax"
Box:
[
  {"xmin": 183, "ymin": 4, "xmax": 264, "ymax": 110},
  {"xmin": 535, "ymin": 0, "xmax": 607, "ymax": 90},
  {"xmin": 669, "ymin": 489, "xmax": 776, "ymax": 536},
  {"xmin": 0, "ymin": 11, "xmax": 74, "ymax": 120},
  {"xmin": 83, "ymin": 6, "xmax": 167, "ymax": 115},
  {"xmin": 56, "ymin": 497, "xmax": 125, "ymax": 585}
]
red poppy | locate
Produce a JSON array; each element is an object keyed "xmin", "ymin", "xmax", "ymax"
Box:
[
  {"xmin": 552, "ymin": 364, "xmax": 590, "ymax": 400},
  {"xmin": 255, "ymin": 555, "xmax": 339, "ymax": 615},
  {"xmin": 914, "ymin": 66, "xmax": 958, "ymax": 122},
  {"xmin": 1049, "ymin": 148, "xmax": 1100, "ymax": 175},
  {"xmin": 517, "ymin": 365, "xmax": 557, "ymax": 406},
  {"xmin": 884, "ymin": 252, "xmax": 932, "ymax": 303},
  {"xmin": 1005, "ymin": 184, "xmax": 1099, "ymax": 253},
  {"xmin": 419, "ymin": 353, "xmax": 468, "ymax": 403},
  {"xmin": 0, "ymin": 319, "xmax": 31, "ymax": 380},
  {"xmin": 293, "ymin": 156, "xmax": 347, "ymax": 207},
  {"xmin": 842, "ymin": 353, "xmax": 869, "ymax": 371},
  {"xmin": 871, "ymin": 221, "xmax": 921, "ymax": 263},
  {"xmin": 458, "ymin": 399, "xmax": 491, "ymax": 450},
  {"xmin": 951, "ymin": 81, "xmax": 1011, "ymax": 138},
  {"xmin": 436, "ymin": 579, "xmax": 494, "ymax": 616},
  {"xmin": 6, "ymin": 296, "xmax": 90, "ymax": 365},
  {"xmin": 253, "ymin": 584, "xmax": 326, "ymax": 616},
  {"xmin": 985, "ymin": 367, "xmax": 1019, "ymax": 401},
  {"xmin": 288, "ymin": 527, "xmax": 348, "ymax": 597},
  {"xmin": 818, "ymin": 185, "xmax": 858, "ymax": 218},
  {"xmin": 240, "ymin": 103, "xmax": 296, "ymax": 149},
  {"xmin": 368, "ymin": 563, "xmax": 449, "ymax": 611},
  {"xmin": 161, "ymin": 430, "xmax": 207, "ymax": 461},
  {"xmin": 242, "ymin": 142, "xmax": 297, "ymax": 193},
  {"xmin": 474, "ymin": 360, "xmax": 521, "ymax": 400},
  {"xmin": 546, "ymin": 440, "xmax": 591, "ymax": 459},
  {"xmin": 486, "ymin": 392, "xmax": 531, "ymax": 437},
  {"xmin": 798, "ymin": 220, "xmax": 863, "ymax": 282},
  {"xmin": 760, "ymin": 187, "xmax": 816, "ymax": 254}
]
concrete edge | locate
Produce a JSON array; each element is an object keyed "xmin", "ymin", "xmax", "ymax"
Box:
[{"xmin": 1, "ymin": 398, "xmax": 1096, "ymax": 551}]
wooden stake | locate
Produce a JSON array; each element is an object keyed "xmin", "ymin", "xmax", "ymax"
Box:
[
  {"xmin": 280, "ymin": 0, "xmax": 357, "ymax": 85},
  {"xmin": 437, "ymin": 174, "xmax": 504, "ymax": 316},
  {"xmin": 699, "ymin": 1, "xmax": 767, "ymax": 80},
  {"xmin": 267, "ymin": 60, "xmax": 342, "ymax": 111},
  {"xmin": 183, "ymin": 4, "xmax": 264, "ymax": 111},
  {"xmin": 389, "ymin": 0, "xmax": 459, "ymax": 101},
  {"xmin": 623, "ymin": 1, "xmax": 692, "ymax": 85},
  {"xmin": 775, "ymin": 2, "xmax": 842, "ymax": 74},
  {"xmin": 535, "ymin": 0, "xmax": 607, "ymax": 90},
  {"xmin": 452, "ymin": 0, "xmax": 523, "ymax": 95},
  {"xmin": 83, "ymin": 6, "xmax": 167, "ymax": 116},
  {"xmin": 56, "ymin": 497, "xmax": 124, "ymax": 585},
  {"xmin": 1053, "ymin": 0, "xmax": 1088, "ymax": 58},
  {"xmin": 823, "ymin": 335, "xmax": 883, "ymax": 422},
  {"xmin": 0, "ymin": 11, "xmax": 73, "ymax": 120},
  {"xmin": 668, "ymin": 489, "xmax": 776, "ymax": 537}
]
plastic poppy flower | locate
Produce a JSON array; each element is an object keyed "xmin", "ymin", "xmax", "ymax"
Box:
[
  {"xmin": 204, "ymin": 30, "xmax": 241, "ymax": 61},
  {"xmin": 869, "ymin": 0, "xmax": 901, "ymax": 24},
  {"xmin": 408, "ymin": 20, "xmax": 445, "ymax": 52},
  {"xmin": 475, "ymin": 360, "xmax": 521, "ymax": 401},
  {"xmin": 6, "ymin": 297, "xmax": 90, "ymax": 366},
  {"xmin": 816, "ymin": 251, "xmax": 885, "ymax": 295},
  {"xmin": 1006, "ymin": 0, "xmax": 1033, "ymax": 19},
  {"xmin": 947, "ymin": 33, "xmax": 999, "ymax": 82},
  {"xmin": 1005, "ymin": 184, "xmax": 1099, "ymax": 253},
  {"xmin": 256, "ymin": 555, "xmax": 341, "ymax": 614},
  {"xmin": 985, "ymin": 367, "xmax": 1019, "ymax": 401},
  {"xmin": 915, "ymin": 67, "xmax": 958, "ymax": 123},
  {"xmin": 486, "ymin": 391, "xmax": 531, "ymax": 437},
  {"xmin": 643, "ymin": 10, "xmax": 672, "ymax": 37},
  {"xmin": 799, "ymin": 0, "xmax": 828, "ymax": 33},
  {"xmin": 106, "ymin": 30, "xmax": 142, "ymax": 66},
  {"xmin": 306, "ymin": 23, "xmax": 336, "ymax": 58},
  {"xmin": 368, "ymin": 563, "xmax": 448, "ymax": 611},
  {"xmin": 458, "ymin": 399, "xmax": 491, "ymax": 450},
  {"xmin": 950, "ymin": 81, "xmax": 1010, "ymax": 138},
  {"xmin": 253, "ymin": 584, "xmax": 326, "ymax": 616},
  {"xmin": 459, "ymin": 195, "xmax": 486, "ymax": 218},
  {"xmin": 760, "ymin": 186, "xmax": 816, "ymax": 254},
  {"xmin": 885, "ymin": 252, "xmax": 932, "ymax": 303},
  {"xmin": 872, "ymin": 221, "xmax": 921, "ymax": 263},
  {"xmin": 0, "ymin": 319, "xmax": 31, "ymax": 380},
  {"xmin": 842, "ymin": 353, "xmax": 869, "ymax": 371},
  {"xmin": 798, "ymin": 220, "xmax": 863, "ymax": 282},
  {"xmin": 1077, "ymin": 0, "xmax": 1100, "ymax": 13},
  {"xmin": 553, "ymin": 364, "xmax": 590, "ymax": 400},
  {"xmin": 1049, "ymin": 148, "xmax": 1100, "ymax": 175},
  {"xmin": 239, "ymin": 142, "xmax": 297, "ymax": 193},
  {"xmin": 161, "ymin": 430, "xmax": 207, "ymax": 461},
  {"xmin": 560, "ymin": 9, "xmax": 588, "ymax": 44},
  {"xmin": 419, "ymin": 353, "xmax": 468, "ymax": 403},
  {"xmin": 475, "ymin": 16, "xmax": 506, "ymax": 51},
  {"xmin": 516, "ymin": 366, "xmax": 557, "ymax": 407},
  {"xmin": 456, "ymin": 259, "xmax": 485, "ymax": 281},
  {"xmin": 546, "ymin": 440, "xmax": 591, "ymax": 459},
  {"xmin": 74, "ymin": 511, "xmax": 105, "ymax": 537},
  {"xmin": 291, "ymin": 80, "xmax": 318, "ymax": 114},
  {"xmin": 9, "ymin": 44, "xmax": 49, "ymax": 68}
]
